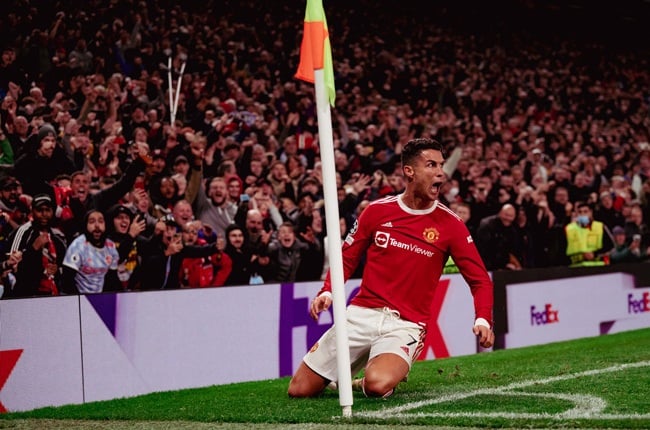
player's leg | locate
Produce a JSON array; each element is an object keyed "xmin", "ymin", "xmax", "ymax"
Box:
[
  {"xmin": 288, "ymin": 305, "xmax": 374, "ymax": 398},
  {"xmin": 360, "ymin": 309, "xmax": 425, "ymax": 397},
  {"xmin": 287, "ymin": 361, "xmax": 329, "ymax": 397},
  {"xmin": 359, "ymin": 352, "xmax": 409, "ymax": 397},
  {"xmin": 288, "ymin": 323, "xmax": 341, "ymax": 398}
]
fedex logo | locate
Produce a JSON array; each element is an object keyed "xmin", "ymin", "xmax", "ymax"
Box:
[
  {"xmin": 628, "ymin": 292, "xmax": 650, "ymax": 314},
  {"xmin": 530, "ymin": 304, "xmax": 559, "ymax": 326}
]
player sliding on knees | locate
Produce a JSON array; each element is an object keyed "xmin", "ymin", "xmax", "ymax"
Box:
[{"xmin": 288, "ymin": 138, "xmax": 494, "ymax": 398}]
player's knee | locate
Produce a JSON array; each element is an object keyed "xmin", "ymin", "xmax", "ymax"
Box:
[
  {"xmin": 287, "ymin": 377, "xmax": 321, "ymax": 398},
  {"xmin": 361, "ymin": 376, "xmax": 396, "ymax": 398},
  {"xmin": 287, "ymin": 378, "xmax": 308, "ymax": 398}
]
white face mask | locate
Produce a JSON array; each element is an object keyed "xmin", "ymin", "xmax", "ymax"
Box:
[{"xmin": 445, "ymin": 187, "xmax": 459, "ymax": 202}]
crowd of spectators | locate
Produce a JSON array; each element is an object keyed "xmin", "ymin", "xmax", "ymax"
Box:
[{"xmin": 1, "ymin": 0, "xmax": 649, "ymax": 298}]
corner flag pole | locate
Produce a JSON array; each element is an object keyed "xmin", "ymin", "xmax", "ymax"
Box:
[
  {"xmin": 295, "ymin": 0, "xmax": 352, "ymax": 417},
  {"xmin": 313, "ymin": 69, "xmax": 353, "ymax": 417}
]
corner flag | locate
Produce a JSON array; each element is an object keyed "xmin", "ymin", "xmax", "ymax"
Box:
[
  {"xmin": 295, "ymin": 0, "xmax": 336, "ymax": 107},
  {"xmin": 295, "ymin": 0, "xmax": 352, "ymax": 417}
]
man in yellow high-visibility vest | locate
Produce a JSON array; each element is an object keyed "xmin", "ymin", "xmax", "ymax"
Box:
[{"xmin": 565, "ymin": 201, "xmax": 614, "ymax": 267}]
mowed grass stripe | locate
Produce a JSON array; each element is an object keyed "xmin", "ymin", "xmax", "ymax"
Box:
[{"xmin": 1, "ymin": 327, "xmax": 649, "ymax": 429}]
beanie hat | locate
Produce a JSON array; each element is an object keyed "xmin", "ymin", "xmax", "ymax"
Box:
[{"xmin": 37, "ymin": 123, "xmax": 56, "ymax": 141}]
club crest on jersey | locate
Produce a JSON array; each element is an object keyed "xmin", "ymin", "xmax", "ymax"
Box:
[
  {"xmin": 423, "ymin": 227, "xmax": 440, "ymax": 244},
  {"xmin": 375, "ymin": 231, "xmax": 390, "ymax": 248}
]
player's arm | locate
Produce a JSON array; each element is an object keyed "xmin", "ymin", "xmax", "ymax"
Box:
[
  {"xmin": 448, "ymin": 221, "xmax": 494, "ymax": 346},
  {"xmin": 311, "ymin": 208, "xmax": 374, "ymax": 319}
]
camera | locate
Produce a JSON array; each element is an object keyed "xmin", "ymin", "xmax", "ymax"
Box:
[{"xmin": 633, "ymin": 234, "xmax": 641, "ymax": 242}]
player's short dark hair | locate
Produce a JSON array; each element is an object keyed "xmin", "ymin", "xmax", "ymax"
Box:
[{"xmin": 401, "ymin": 138, "xmax": 445, "ymax": 166}]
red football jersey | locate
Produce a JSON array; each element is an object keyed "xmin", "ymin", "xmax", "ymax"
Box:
[{"xmin": 321, "ymin": 195, "xmax": 493, "ymax": 326}]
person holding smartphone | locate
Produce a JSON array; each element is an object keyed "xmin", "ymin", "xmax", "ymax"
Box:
[
  {"xmin": 133, "ymin": 214, "xmax": 222, "ymax": 290},
  {"xmin": 609, "ymin": 227, "xmax": 647, "ymax": 264}
]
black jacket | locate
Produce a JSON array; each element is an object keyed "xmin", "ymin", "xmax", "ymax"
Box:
[
  {"xmin": 134, "ymin": 234, "xmax": 220, "ymax": 290},
  {"xmin": 5, "ymin": 222, "xmax": 67, "ymax": 298}
]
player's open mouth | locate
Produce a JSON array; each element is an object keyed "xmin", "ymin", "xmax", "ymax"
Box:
[{"xmin": 432, "ymin": 182, "xmax": 443, "ymax": 192}]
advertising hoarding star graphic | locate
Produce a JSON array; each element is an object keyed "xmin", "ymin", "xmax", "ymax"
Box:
[{"xmin": 0, "ymin": 349, "xmax": 23, "ymax": 413}]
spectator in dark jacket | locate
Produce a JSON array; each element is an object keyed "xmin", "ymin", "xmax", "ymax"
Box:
[
  {"xmin": 266, "ymin": 222, "xmax": 320, "ymax": 282},
  {"xmin": 5, "ymin": 194, "xmax": 67, "ymax": 298},
  {"xmin": 134, "ymin": 215, "xmax": 221, "ymax": 290},
  {"xmin": 12, "ymin": 123, "xmax": 77, "ymax": 197},
  {"xmin": 476, "ymin": 203, "xmax": 525, "ymax": 271}
]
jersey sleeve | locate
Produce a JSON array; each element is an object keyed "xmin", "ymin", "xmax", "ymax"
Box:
[
  {"xmin": 62, "ymin": 237, "xmax": 83, "ymax": 271},
  {"xmin": 448, "ymin": 221, "xmax": 494, "ymax": 325},
  {"xmin": 109, "ymin": 247, "xmax": 120, "ymax": 270},
  {"xmin": 319, "ymin": 205, "xmax": 375, "ymax": 295}
]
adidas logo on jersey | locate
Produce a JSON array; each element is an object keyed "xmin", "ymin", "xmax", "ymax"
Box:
[{"xmin": 380, "ymin": 221, "xmax": 393, "ymax": 228}]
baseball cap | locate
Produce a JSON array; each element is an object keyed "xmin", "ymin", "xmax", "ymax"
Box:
[
  {"xmin": 0, "ymin": 176, "xmax": 20, "ymax": 190},
  {"xmin": 612, "ymin": 226, "xmax": 625, "ymax": 235},
  {"xmin": 109, "ymin": 203, "xmax": 134, "ymax": 220},
  {"xmin": 32, "ymin": 193, "xmax": 55, "ymax": 209},
  {"xmin": 174, "ymin": 154, "xmax": 189, "ymax": 165}
]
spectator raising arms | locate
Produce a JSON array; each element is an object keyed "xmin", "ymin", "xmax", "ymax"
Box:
[
  {"xmin": 134, "ymin": 215, "xmax": 222, "ymax": 290},
  {"xmin": 179, "ymin": 220, "xmax": 232, "ymax": 288},
  {"xmin": 13, "ymin": 124, "xmax": 76, "ymax": 197},
  {"xmin": 105, "ymin": 203, "xmax": 146, "ymax": 290},
  {"xmin": 1, "ymin": 0, "xmax": 650, "ymax": 298}
]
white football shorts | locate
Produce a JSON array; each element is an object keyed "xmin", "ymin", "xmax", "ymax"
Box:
[{"xmin": 303, "ymin": 305, "xmax": 426, "ymax": 382}]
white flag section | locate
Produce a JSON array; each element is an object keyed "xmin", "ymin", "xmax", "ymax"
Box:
[{"xmin": 313, "ymin": 68, "xmax": 353, "ymax": 416}]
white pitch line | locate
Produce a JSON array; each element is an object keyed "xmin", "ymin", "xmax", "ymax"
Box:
[
  {"xmin": 379, "ymin": 411, "xmax": 650, "ymax": 420},
  {"xmin": 354, "ymin": 360, "xmax": 650, "ymax": 421}
]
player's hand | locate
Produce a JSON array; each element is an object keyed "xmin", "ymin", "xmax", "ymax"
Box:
[
  {"xmin": 473, "ymin": 325, "xmax": 495, "ymax": 349},
  {"xmin": 310, "ymin": 294, "xmax": 332, "ymax": 321}
]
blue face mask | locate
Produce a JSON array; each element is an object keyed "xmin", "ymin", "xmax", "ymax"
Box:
[{"xmin": 577, "ymin": 215, "xmax": 590, "ymax": 227}]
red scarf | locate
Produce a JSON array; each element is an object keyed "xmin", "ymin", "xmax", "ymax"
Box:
[{"xmin": 38, "ymin": 233, "xmax": 58, "ymax": 295}]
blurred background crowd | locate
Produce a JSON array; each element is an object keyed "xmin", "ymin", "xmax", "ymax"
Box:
[{"xmin": 1, "ymin": 0, "xmax": 649, "ymax": 298}]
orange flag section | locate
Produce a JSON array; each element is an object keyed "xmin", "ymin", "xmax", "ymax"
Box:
[
  {"xmin": 295, "ymin": 0, "xmax": 336, "ymax": 107},
  {"xmin": 295, "ymin": 21, "xmax": 328, "ymax": 82}
]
